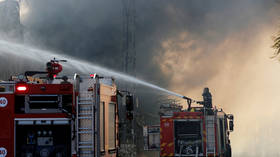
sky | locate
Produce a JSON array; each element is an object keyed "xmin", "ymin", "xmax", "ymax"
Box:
[{"xmin": 0, "ymin": 0, "xmax": 280, "ymax": 156}]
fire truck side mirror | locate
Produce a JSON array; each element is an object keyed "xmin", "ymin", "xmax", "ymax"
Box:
[
  {"xmin": 228, "ymin": 114, "xmax": 234, "ymax": 132},
  {"xmin": 126, "ymin": 112, "xmax": 133, "ymax": 120},
  {"xmin": 229, "ymin": 120, "xmax": 234, "ymax": 132},
  {"xmin": 126, "ymin": 95, "xmax": 134, "ymax": 111}
]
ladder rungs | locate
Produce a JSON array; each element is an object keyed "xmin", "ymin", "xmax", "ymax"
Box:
[
  {"xmin": 78, "ymin": 116, "xmax": 93, "ymax": 119},
  {"xmin": 77, "ymin": 90, "xmax": 95, "ymax": 156},
  {"xmin": 79, "ymin": 150, "xmax": 93, "ymax": 154},
  {"xmin": 78, "ymin": 102, "xmax": 93, "ymax": 105},
  {"xmin": 78, "ymin": 145, "xmax": 93, "ymax": 149},
  {"xmin": 79, "ymin": 127, "xmax": 92, "ymax": 130},
  {"xmin": 79, "ymin": 113, "xmax": 93, "ymax": 116},
  {"xmin": 78, "ymin": 131, "xmax": 93, "ymax": 134},
  {"xmin": 79, "ymin": 141, "xmax": 93, "ymax": 145},
  {"xmin": 79, "ymin": 98, "xmax": 93, "ymax": 101},
  {"xmin": 80, "ymin": 107, "xmax": 93, "ymax": 111}
]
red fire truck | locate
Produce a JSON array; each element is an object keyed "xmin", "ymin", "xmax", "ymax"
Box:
[
  {"xmin": 144, "ymin": 88, "xmax": 234, "ymax": 157},
  {"xmin": 0, "ymin": 59, "xmax": 119, "ymax": 157},
  {"xmin": 160, "ymin": 88, "xmax": 234, "ymax": 157}
]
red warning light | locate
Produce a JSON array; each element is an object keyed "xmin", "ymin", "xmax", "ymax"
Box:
[
  {"xmin": 90, "ymin": 73, "xmax": 96, "ymax": 78},
  {"xmin": 16, "ymin": 86, "xmax": 27, "ymax": 92}
]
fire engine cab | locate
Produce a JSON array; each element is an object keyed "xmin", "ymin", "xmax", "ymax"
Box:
[{"xmin": 0, "ymin": 59, "xmax": 119, "ymax": 157}]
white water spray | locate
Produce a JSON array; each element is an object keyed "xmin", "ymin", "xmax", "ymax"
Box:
[{"xmin": 0, "ymin": 40, "xmax": 185, "ymax": 98}]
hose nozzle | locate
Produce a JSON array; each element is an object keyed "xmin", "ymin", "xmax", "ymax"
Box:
[{"xmin": 182, "ymin": 96, "xmax": 191, "ymax": 101}]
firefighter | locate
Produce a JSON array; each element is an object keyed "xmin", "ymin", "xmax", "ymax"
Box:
[{"xmin": 202, "ymin": 87, "xmax": 212, "ymax": 109}]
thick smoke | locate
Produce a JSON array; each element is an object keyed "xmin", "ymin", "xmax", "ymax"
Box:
[
  {"xmin": 149, "ymin": 1, "xmax": 280, "ymax": 157},
  {"xmin": 0, "ymin": 0, "xmax": 280, "ymax": 156}
]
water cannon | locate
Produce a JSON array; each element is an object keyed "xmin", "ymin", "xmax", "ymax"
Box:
[
  {"xmin": 182, "ymin": 96, "xmax": 193, "ymax": 110},
  {"xmin": 46, "ymin": 58, "xmax": 67, "ymax": 80},
  {"xmin": 24, "ymin": 58, "xmax": 67, "ymax": 81}
]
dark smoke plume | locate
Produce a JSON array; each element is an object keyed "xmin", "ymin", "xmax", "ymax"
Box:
[{"xmin": 1, "ymin": 0, "xmax": 280, "ymax": 156}]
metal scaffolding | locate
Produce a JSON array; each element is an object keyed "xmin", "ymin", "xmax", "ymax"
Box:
[{"xmin": 120, "ymin": 0, "xmax": 137, "ymax": 156}]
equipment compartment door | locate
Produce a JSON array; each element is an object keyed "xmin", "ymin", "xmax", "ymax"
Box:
[
  {"xmin": 174, "ymin": 120, "xmax": 203, "ymax": 156},
  {"xmin": 0, "ymin": 111, "xmax": 13, "ymax": 157},
  {"xmin": 15, "ymin": 120, "xmax": 71, "ymax": 157},
  {"xmin": 0, "ymin": 93, "xmax": 15, "ymax": 157}
]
